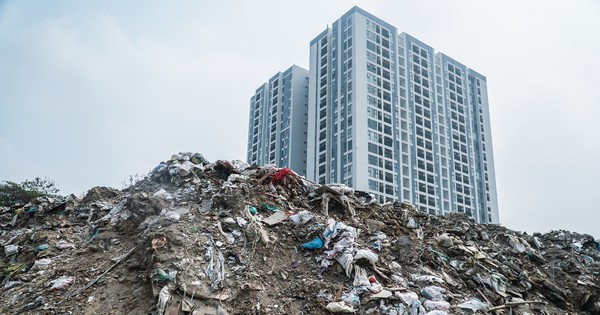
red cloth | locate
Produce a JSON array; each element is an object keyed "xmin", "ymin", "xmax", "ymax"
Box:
[{"xmin": 271, "ymin": 168, "xmax": 294, "ymax": 185}]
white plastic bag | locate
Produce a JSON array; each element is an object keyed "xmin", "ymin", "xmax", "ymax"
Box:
[
  {"xmin": 354, "ymin": 249, "xmax": 379, "ymax": 264},
  {"xmin": 457, "ymin": 299, "xmax": 489, "ymax": 312},
  {"xmin": 32, "ymin": 258, "xmax": 52, "ymax": 270},
  {"xmin": 48, "ymin": 276, "xmax": 75, "ymax": 291},
  {"xmin": 353, "ymin": 266, "xmax": 370, "ymax": 287},
  {"xmin": 56, "ymin": 240, "xmax": 76, "ymax": 250},
  {"xmin": 326, "ymin": 302, "xmax": 356, "ymax": 313},
  {"xmin": 288, "ymin": 210, "xmax": 314, "ymax": 225},
  {"xmin": 4, "ymin": 244, "xmax": 18, "ymax": 256},
  {"xmin": 336, "ymin": 252, "xmax": 354, "ymax": 278},
  {"xmin": 421, "ymin": 286, "xmax": 446, "ymax": 301},
  {"xmin": 157, "ymin": 285, "xmax": 171, "ymax": 315},
  {"xmin": 423, "ymin": 300, "xmax": 451, "ymax": 311}
]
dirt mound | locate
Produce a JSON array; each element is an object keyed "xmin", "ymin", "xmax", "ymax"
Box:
[{"xmin": 1, "ymin": 152, "xmax": 599, "ymax": 314}]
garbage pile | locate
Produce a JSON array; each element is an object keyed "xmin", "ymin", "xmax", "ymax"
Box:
[{"xmin": 1, "ymin": 152, "xmax": 599, "ymax": 315}]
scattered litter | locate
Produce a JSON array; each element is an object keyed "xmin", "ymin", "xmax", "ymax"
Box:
[
  {"xmin": 263, "ymin": 211, "xmax": 288, "ymax": 226},
  {"xmin": 302, "ymin": 237, "xmax": 324, "ymax": 249},
  {"xmin": 47, "ymin": 276, "xmax": 75, "ymax": 290},
  {"xmin": 0, "ymin": 151, "xmax": 597, "ymax": 314},
  {"xmin": 326, "ymin": 301, "xmax": 356, "ymax": 313},
  {"xmin": 289, "ymin": 210, "xmax": 314, "ymax": 225}
]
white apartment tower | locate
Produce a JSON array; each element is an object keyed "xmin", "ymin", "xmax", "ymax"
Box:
[
  {"xmin": 306, "ymin": 7, "xmax": 499, "ymax": 223},
  {"xmin": 247, "ymin": 65, "xmax": 309, "ymax": 176}
]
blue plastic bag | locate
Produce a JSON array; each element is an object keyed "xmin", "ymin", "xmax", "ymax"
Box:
[{"xmin": 302, "ymin": 237, "xmax": 324, "ymax": 249}]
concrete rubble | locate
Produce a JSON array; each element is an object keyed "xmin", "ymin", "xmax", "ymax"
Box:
[{"xmin": 0, "ymin": 152, "xmax": 599, "ymax": 314}]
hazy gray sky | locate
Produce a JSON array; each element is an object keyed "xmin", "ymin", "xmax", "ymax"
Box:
[{"xmin": 1, "ymin": 1, "xmax": 599, "ymax": 237}]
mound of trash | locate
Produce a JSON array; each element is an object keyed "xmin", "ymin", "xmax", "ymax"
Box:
[{"xmin": 1, "ymin": 152, "xmax": 599, "ymax": 315}]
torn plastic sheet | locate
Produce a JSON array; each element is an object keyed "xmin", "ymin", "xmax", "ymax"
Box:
[
  {"xmin": 157, "ymin": 285, "xmax": 170, "ymax": 315},
  {"xmin": 353, "ymin": 266, "xmax": 370, "ymax": 287},
  {"xmin": 205, "ymin": 237, "xmax": 225, "ymax": 292},
  {"xmin": 289, "ymin": 211, "xmax": 314, "ymax": 226},
  {"xmin": 457, "ymin": 299, "xmax": 488, "ymax": 312},
  {"xmin": 354, "ymin": 249, "xmax": 379, "ymax": 264},
  {"xmin": 337, "ymin": 251, "xmax": 354, "ymax": 278},
  {"xmin": 96, "ymin": 199, "xmax": 129, "ymax": 225},
  {"xmin": 323, "ymin": 219, "xmax": 357, "ymax": 248}
]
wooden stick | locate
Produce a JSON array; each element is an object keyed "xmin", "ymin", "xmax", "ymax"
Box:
[
  {"xmin": 476, "ymin": 288, "xmax": 492, "ymax": 305},
  {"xmin": 476, "ymin": 288, "xmax": 497, "ymax": 315},
  {"xmin": 66, "ymin": 246, "xmax": 137, "ymax": 300}
]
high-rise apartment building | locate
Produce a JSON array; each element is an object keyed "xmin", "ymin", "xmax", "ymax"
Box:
[
  {"xmin": 306, "ymin": 7, "xmax": 499, "ymax": 223},
  {"xmin": 247, "ymin": 65, "xmax": 309, "ymax": 176}
]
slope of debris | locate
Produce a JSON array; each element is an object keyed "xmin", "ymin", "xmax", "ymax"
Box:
[{"xmin": 1, "ymin": 152, "xmax": 599, "ymax": 315}]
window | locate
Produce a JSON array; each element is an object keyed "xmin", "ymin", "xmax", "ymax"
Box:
[
  {"xmin": 367, "ymin": 41, "xmax": 377, "ymax": 53},
  {"xmin": 368, "ymin": 119, "xmax": 379, "ymax": 130},
  {"xmin": 385, "ymin": 160, "xmax": 393, "ymax": 171},
  {"xmin": 369, "ymin": 180, "xmax": 379, "ymax": 191},
  {"xmin": 368, "ymin": 142, "xmax": 380, "ymax": 154},
  {"xmin": 367, "ymin": 63, "xmax": 378, "ymax": 74},
  {"xmin": 368, "ymin": 155, "xmax": 380, "ymax": 166}
]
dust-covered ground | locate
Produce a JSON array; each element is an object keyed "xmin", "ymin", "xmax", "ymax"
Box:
[{"xmin": 1, "ymin": 153, "xmax": 599, "ymax": 315}]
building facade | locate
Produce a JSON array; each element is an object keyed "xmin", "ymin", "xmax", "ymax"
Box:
[
  {"xmin": 306, "ymin": 7, "xmax": 499, "ymax": 223},
  {"xmin": 247, "ymin": 65, "xmax": 309, "ymax": 176}
]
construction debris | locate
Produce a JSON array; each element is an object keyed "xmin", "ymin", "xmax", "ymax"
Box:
[{"xmin": 0, "ymin": 152, "xmax": 598, "ymax": 314}]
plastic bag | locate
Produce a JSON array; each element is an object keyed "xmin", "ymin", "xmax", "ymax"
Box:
[
  {"xmin": 423, "ymin": 300, "xmax": 450, "ymax": 311},
  {"xmin": 334, "ymin": 237, "xmax": 354, "ymax": 253},
  {"xmin": 354, "ymin": 249, "xmax": 379, "ymax": 264},
  {"xmin": 507, "ymin": 235, "xmax": 527, "ymax": 253},
  {"xmin": 226, "ymin": 174, "xmax": 241, "ymax": 184},
  {"xmin": 326, "ymin": 301, "xmax": 356, "ymax": 313},
  {"xmin": 302, "ymin": 237, "xmax": 324, "ymax": 249},
  {"xmin": 226, "ymin": 233, "xmax": 235, "ymax": 244},
  {"xmin": 396, "ymin": 291, "xmax": 419, "ymax": 306},
  {"xmin": 160, "ymin": 209, "xmax": 181, "ymax": 221},
  {"xmin": 412, "ymin": 274, "xmax": 444, "ymax": 284},
  {"xmin": 368, "ymin": 281, "xmax": 383, "ymax": 293},
  {"xmin": 157, "ymin": 285, "xmax": 170, "ymax": 315},
  {"xmin": 4, "ymin": 244, "xmax": 19, "ymax": 256},
  {"xmin": 36, "ymin": 244, "xmax": 49, "ymax": 251},
  {"xmin": 236, "ymin": 217, "xmax": 248, "ymax": 228},
  {"xmin": 457, "ymin": 299, "xmax": 488, "ymax": 312},
  {"xmin": 323, "ymin": 219, "xmax": 357, "ymax": 247},
  {"xmin": 32, "ymin": 258, "xmax": 52, "ymax": 270},
  {"xmin": 407, "ymin": 217, "xmax": 419, "ymax": 228},
  {"xmin": 56, "ymin": 240, "xmax": 76, "ymax": 250},
  {"xmin": 373, "ymin": 240, "xmax": 382, "ymax": 251},
  {"xmin": 411, "ymin": 300, "xmax": 426, "ymax": 315},
  {"xmin": 156, "ymin": 268, "xmax": 176, "ymax": 282},
  {"xmin": 421, "ymin": 286, "xmax": 446, "ymax": 301},
  {"xmin": 152, "ymin": 188, "xmax": 172, "ymax": 200},
  {"xmin": 289, "ymin": 211, "xmax": 314, "ymax": 225},
  {"xmin": 379, "ymin": 302, "xmax": 406, "ymax": 315},
  {"xmin": 262, "ymin": 203, "xmax": 280, "ymax": 211},
  {"xmin": 337, "ymin": 252, "xmax": 354, "ymax": 278},
  {"xmin": 177, "ymin": 161, "xmax": 194, "ymax": 176},
  {"xmin": 48, "ymin": 276, "xmax": 75, "ymax": 291},
  {"xmin": 341, "ymin": 290, "xmax": 361, "ymax": 306},
  {"xmin": 353, "ymin": 266, "xmax": 370, "ymax": 286},
  {"xmin": 490, "ymin": 273, "xmax": 508, "ymax": 293}
]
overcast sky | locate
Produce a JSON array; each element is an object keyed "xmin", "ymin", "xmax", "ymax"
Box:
[{"xmin": 1, "ymin": 1, "xmax": 598, "ymax": 237}]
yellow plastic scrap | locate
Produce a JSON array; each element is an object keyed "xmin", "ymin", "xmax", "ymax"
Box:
[
  {"xmin": 15, "ymin": 208, "xmax": 23, "ymax": 215},
  {"xmin": 7, "ymin": 263, "xmax": 25, "ymax": 277}
]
